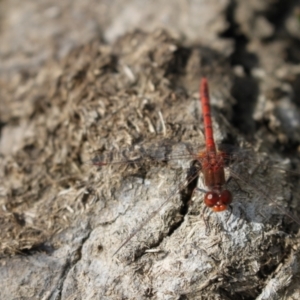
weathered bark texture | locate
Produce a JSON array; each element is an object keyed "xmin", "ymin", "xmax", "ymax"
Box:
[{"xmin": 0, "ymin": 1, "xmax": 300, "ymax": 299}]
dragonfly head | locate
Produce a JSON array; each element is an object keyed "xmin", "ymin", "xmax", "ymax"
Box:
[{"xmin": 204, "ymin": 190, "xmax": 232, "ymax": 212}]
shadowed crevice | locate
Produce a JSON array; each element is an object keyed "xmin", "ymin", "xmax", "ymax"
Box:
[{"xmin": 166, "ymin": 161, "xmax": 200, "ymax": 237}]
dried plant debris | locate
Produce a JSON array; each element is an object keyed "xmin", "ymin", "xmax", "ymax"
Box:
[{"xmin": 0, "ymin": 29, "xmax": 230, "ymax": 257}]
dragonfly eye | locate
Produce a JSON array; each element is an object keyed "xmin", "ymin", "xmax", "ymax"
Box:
[
  {"xmin": 204, "ymin": 192, "xmax": 219, "ymax": 207},
  {"xmin": 220, "ymin": 190, "xmax": 232, "ymax": 205},
  {"xmin": 204, "ymin": 190, "xmax": 232, "ymax": 211}
]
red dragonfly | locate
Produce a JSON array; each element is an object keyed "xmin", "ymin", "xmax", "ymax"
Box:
[
  {"xmin": 194, "ymin": 78, "xmax": 232, "ymax": 212},
  {"xmin": 92, "ymin": 78, "xmax": 300, "ymax": 256}
]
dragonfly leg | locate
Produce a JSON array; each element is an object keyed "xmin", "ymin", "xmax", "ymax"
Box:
[
  {"xmin": 194, "ymin": 188, "xmax": 212, "ymax": 234},
  {"xmin": 225, "ymin": 176, "xmax": 233, "ymax": 186},
  {"xmin": 196, "ymin": 187, "xmax": 208, "ymax": 194},
  {"xmin": 225, "ymin": 204, "xmax": 233, "ymax": 224},
  {"xmin": 202, "ymin": 205, "xmax": 211, "ymax": 236}
]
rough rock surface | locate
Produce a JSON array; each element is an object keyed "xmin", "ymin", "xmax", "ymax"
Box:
[{"xmin": 0, "ymin": 1, "xmax": 300, "ymax": 299}]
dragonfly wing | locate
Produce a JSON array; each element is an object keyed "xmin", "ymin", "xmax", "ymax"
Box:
[{"xmin": 91, "ymin": 140, "xmax": 206, "ymax": 166}]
